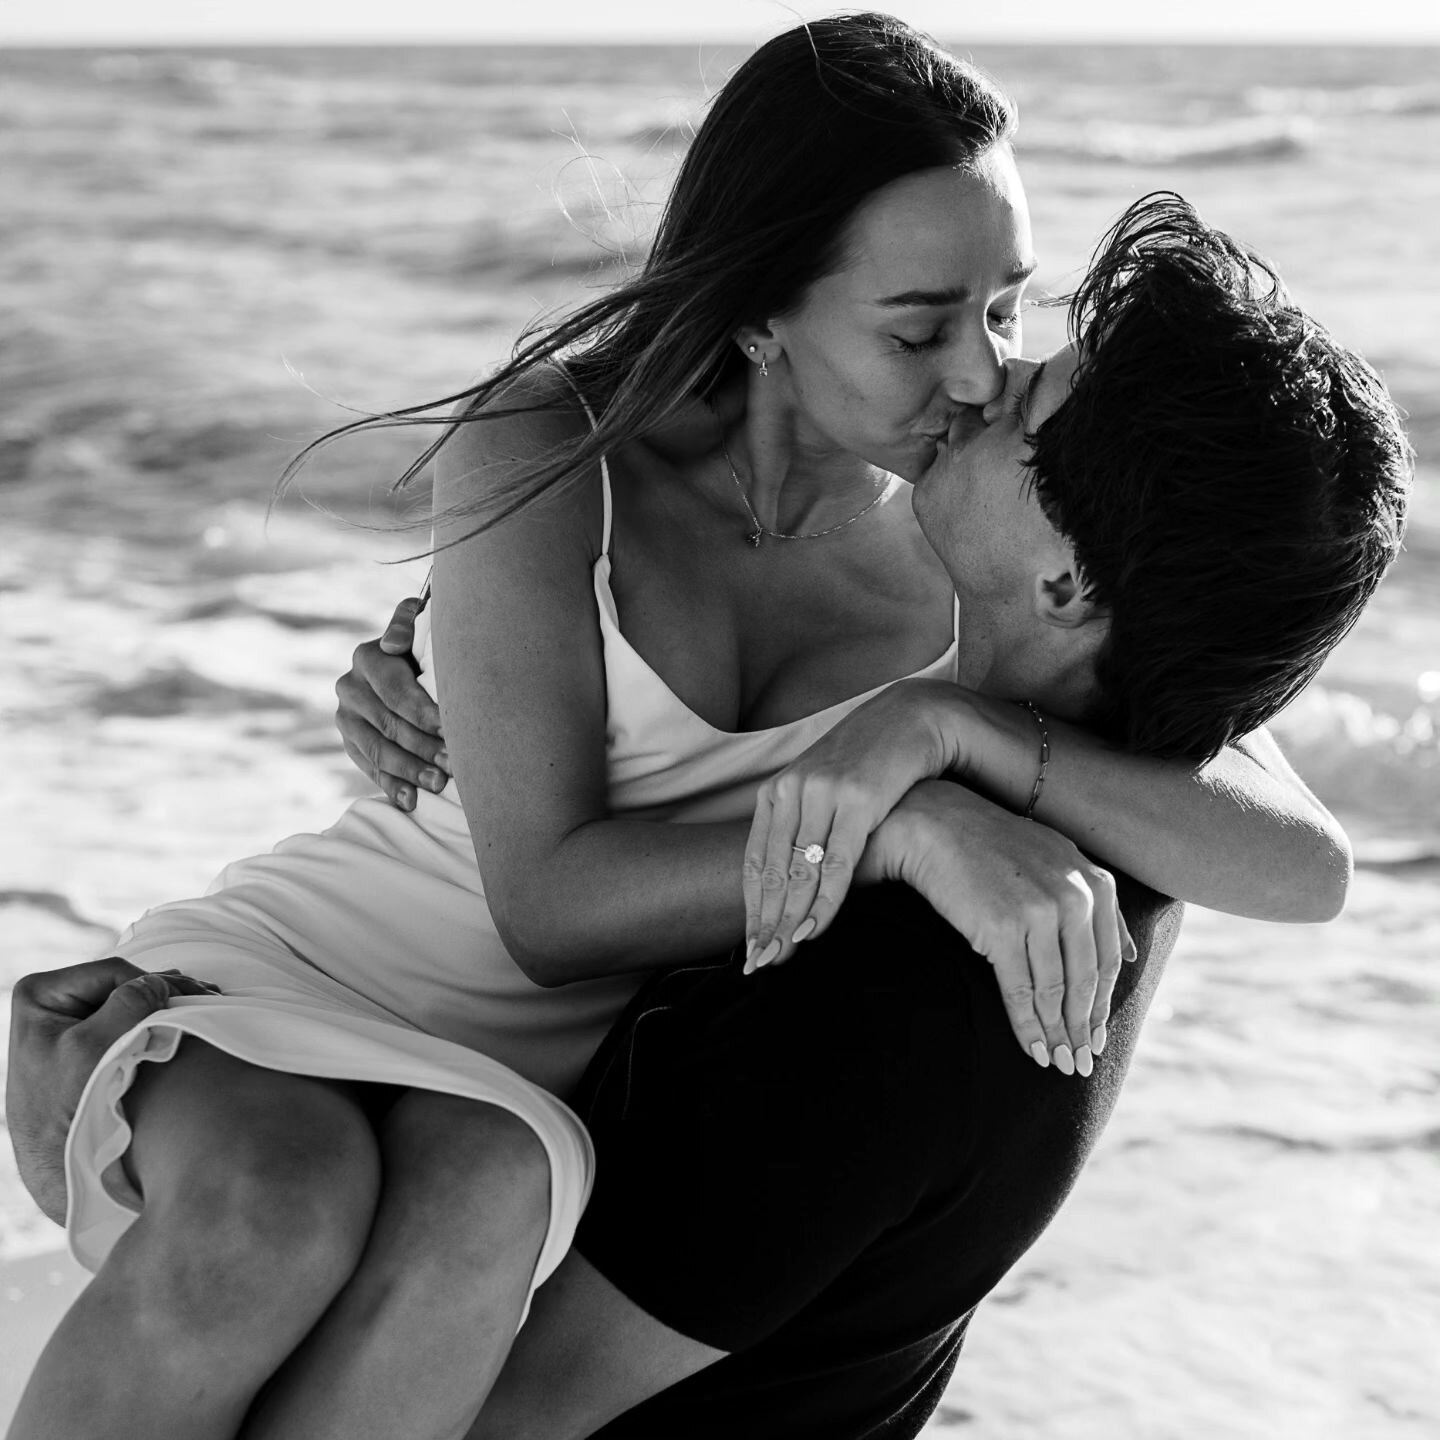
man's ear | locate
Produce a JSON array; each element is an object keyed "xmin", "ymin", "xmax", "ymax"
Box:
[{"xmin": 1034, "ymin": 560, "xmax": 1108, "ymax": 630}]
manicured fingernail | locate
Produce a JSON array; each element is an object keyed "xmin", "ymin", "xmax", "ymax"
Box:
[
  {"xmin": 791, "ymin": 917, "xmax": 817, "ymax": 944},
  {"xmin": 754, "ymin": 939, "xmax": 782, "ymax": 970},
  {"xmin": 435, "ymin": 749, "xmax": 449, "ymax": 769},
  {"xmin": 742, "ymin": 939, "xmax": 758, "ymax": 975},
  {"xmin": 1124, "ymin": 943, "xmax": 1137, "ymax": 963},
  {"xmin": 1091, "ymin": 1022, "xmax": 1107, "ymax": 1055},
  {"xmin": 1053, "ymin": 1044, "xmax": 1076, "ymax": 1077},
  {"xmin": 395, "ymin": 786, "xmax": 414, "ymax": 808},
  {"xmin": 1074, "ymin": 1044, "xmax": 1093, "ymax": 1078},
  {"xmin": 1029, "ymin": 1040, "xmax": 1050, "ymax": 1068},
  {"xmin": 421, "ymin": 768, "xmax": 445, "ymax": 792}
]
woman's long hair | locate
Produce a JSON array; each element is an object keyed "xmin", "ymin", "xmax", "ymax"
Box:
[{"xmin": 284, "ymin": 13, "xmax": 1016, "ymax": 536}]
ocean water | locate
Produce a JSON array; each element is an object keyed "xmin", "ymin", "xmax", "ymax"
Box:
[{"xmin": 1, "ymin": 40, "xmax": 1437, "ymax": 1436}]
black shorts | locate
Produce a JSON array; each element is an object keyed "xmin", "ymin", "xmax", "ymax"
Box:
[{"xmin": 572, "ymin": 880, "xmax": 1181, "ymax": 1439}]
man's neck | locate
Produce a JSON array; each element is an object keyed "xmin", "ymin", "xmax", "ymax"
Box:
[{"xmin": 955, "ymin": 603, "xmax": 1101, "ymax": 722}]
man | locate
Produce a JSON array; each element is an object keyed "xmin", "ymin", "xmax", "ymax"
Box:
[{"xmin": 7, "ymin": 195, "xmax": 1411, "ymax": 1437}]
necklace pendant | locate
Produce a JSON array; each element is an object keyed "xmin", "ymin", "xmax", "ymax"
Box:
[{"xmin": 746, "ymin": 529, "xmax": 763, "ymax": 548}]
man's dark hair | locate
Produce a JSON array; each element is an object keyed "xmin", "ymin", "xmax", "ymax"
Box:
[{"xmin": 1029, "ymin": 191, "xmax": 1412, "ymax": 760}]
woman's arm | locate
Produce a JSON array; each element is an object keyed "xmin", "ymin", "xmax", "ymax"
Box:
[
  {"xmin": 429, "ymin": 375, "xmax": 749, "ymax": 986},
  {"xmin": 850, "ymin": 779, "xmax": 1130, "ymax": 1070},
  {"xmin": 944, "ymin": 691, "xmax": 1350, "ymax": 922},
  {"xmin": 743, "ymin": 675, "xmax": 1348, "ymax": 965}
]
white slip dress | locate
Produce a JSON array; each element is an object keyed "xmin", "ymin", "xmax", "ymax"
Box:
[{"xmin": 64, "ymin": 421, "xmax": 960, "ymax": 1310}]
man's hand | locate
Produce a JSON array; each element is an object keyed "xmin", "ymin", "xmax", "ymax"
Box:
[
  {"xmin": 335, "ymin": 596, "xmax": 450, "ymax": 811},
  {"xmin": 6, "ymin": 959, "xmax": 217, "ymax": 1225}
]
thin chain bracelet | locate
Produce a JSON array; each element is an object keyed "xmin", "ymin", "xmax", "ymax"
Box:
[{"xmin": 1018, "ymin": 700, "xmax": 1050, "ymax": 820}]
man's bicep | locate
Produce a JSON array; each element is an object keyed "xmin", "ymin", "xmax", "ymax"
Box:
[{"xmin": 466, "ymin": 1253, "xmax": 725, "ymax": 1440}]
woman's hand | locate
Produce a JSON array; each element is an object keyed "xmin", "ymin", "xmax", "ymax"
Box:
[
  {"xmin": 742, "ymin": 680, "xmax": 963, "ymax": 969},
  {"xmin": 335, "ymin": 596, "xmax": 450, "ymax": 810},
  {"xmin": 859, "ymin": 780, "xmax": 1135, "ymax": 1076}
]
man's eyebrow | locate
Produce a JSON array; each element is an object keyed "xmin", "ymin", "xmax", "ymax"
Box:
[
  {"xmin": 874, "ymin": 260, "xmax": 1038, "ymax": 310},
  {"xmin": 1019, "ymin": 359, "xmax": 1047, "ymax": 429}
]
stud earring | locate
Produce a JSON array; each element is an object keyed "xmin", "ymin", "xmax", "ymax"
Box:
[{"xmin": 747, "ymin": 343, "xmax": 757, "ymax": 354}]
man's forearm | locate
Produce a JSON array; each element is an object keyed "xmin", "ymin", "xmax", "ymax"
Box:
[{"xmin": 6, "ymin": 1106, "xmax": 69, "ymax": 1226}]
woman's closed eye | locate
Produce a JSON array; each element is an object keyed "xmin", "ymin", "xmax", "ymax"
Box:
[
  {"xmin": 893, "ymin": 306, "xmax": 1021, "ymax": 356},
  {"xmin": 893, "ymin": 331, "xmax": 944, "ymax": 355}
]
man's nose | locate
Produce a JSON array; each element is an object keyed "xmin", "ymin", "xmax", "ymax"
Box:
[{"xmin": 941, "ymin": 324, "xmax": 1007, "ymax": 408}]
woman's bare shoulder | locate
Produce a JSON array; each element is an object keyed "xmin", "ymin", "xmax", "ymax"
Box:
[
  {"xmin": 446, "ymin": 361, "xmax": 592, "ymax": 458},
  {"xmin": 434, "ymin": 361, "xmax": 602, "ymax": 533}
]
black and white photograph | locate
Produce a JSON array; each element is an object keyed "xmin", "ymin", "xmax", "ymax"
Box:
[{"xmin": 2, "ymin": 2, "xmax": 1436, "ymax": 1436}]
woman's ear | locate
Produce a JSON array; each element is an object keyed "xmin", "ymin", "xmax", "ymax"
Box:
[{"xmin": 734, "ymin": 324, "xmax": 778, "ymax": 368}]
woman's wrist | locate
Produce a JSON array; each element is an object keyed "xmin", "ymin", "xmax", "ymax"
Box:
[
  {"xmin": 881, "ymin": 679, "xmax": 970, "ymax": 779},
  {"xmin": 857, "ymin": 782, "xmax": 944, "ymax": 886}
]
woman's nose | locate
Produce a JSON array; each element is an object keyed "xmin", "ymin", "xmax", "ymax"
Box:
[
  {"xmin": 942, "ymin": 325, "xmax": 1007, "ymax": 408},
  {"xmin": 980, "ymin": 358, "xmax": 1032, "ymax": 425}
]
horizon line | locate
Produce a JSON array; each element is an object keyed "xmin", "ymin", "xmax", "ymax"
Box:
[{"xmin": 5, "ymin": 32, "xmax": 1440, "ymax": 48}]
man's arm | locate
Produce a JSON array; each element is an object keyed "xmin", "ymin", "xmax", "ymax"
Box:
[{"xmin": 6, "ymin": 959, "xmax": 215, "ymax": 1223}]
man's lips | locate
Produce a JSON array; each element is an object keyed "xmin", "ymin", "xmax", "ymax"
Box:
[{"xmin": 937, "ymin": 408, "xmax": 986, "ymax": 450}]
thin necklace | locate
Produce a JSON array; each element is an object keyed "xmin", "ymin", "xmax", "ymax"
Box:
[{"xmin": 718, "ymin": 426, "xmax": 891, "ymax": 548}]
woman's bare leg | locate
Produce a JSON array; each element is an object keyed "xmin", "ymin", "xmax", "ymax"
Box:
[
  {"xmin": 7, "ymin": 1039, "xmax": 382, "ymax": 1440},
  {"xmin": 239, "ymin": 1091, "xmax": 550, "ymax": 1440}
]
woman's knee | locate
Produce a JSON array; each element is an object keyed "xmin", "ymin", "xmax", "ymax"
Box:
[
  {"xmin": 121, "ymin": 1054, "xmax": 383, "ymax": 1324},
  {"xmin": 375, "ymin": 1093, "xmax": 551, "ymax": 1278},
  {"xmin": 173, "ymin": 1116, "xmax": 378, "ymax": 1266}
]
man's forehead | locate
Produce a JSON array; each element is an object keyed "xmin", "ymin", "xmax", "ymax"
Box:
[{"xmin": 1032, "ymin": 344, "xmax": 1081, "ymax": 424}]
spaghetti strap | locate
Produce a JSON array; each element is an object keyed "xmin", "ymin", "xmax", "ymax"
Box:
[
  {"xmin": 598, "ymin": 463, "xmax": 613, "ymax": 558},
  {"xmin": 552, "ymin": 358, "xmax": 614, "ymax": 559}
]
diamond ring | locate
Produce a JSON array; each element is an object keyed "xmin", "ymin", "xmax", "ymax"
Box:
[{"xmin": 793, "ymin": 843, "xmax": 826, "ymax": 865}]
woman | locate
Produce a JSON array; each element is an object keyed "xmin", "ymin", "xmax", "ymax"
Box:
[{"xmin": 10, "ymin": 16, "xmax": 1351, "ymax": 1440}]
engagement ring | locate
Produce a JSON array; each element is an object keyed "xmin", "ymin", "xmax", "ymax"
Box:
[{"xmin": 793, "ymin": 844, "xmax": 826, "ymax": 865}]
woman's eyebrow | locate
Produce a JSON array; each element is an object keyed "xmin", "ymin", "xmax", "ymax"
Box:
[
  {"xmin": 875, "ymin": 260, "xmax": 1038, "ymax": 310},
  {"xmin": 875, "ymin": 283, "xmax": 971, "ymax": 309},
  {"xmin": 1019, "ymin": 359, "xmax": 1048, "ymax": 427}
]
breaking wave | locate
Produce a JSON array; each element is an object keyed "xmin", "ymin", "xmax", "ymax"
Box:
[
  {"xmin": 1020, "ymin": 114, "xmax": 1314, "ymax": 165},
  {"xmin": 1248, "ymin": 82, "xmax": 1440, "ymax": 118}
]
